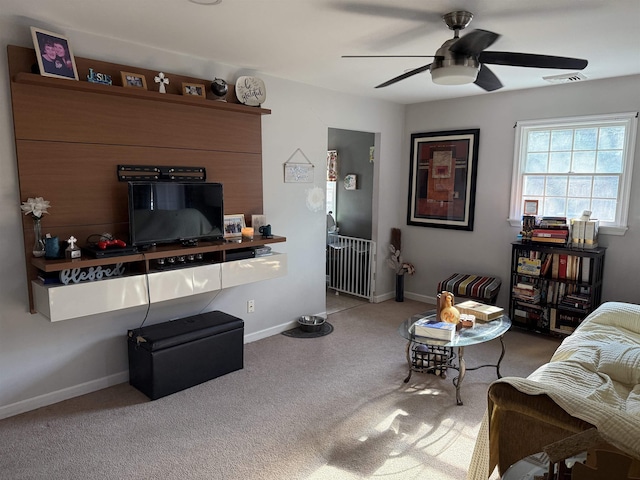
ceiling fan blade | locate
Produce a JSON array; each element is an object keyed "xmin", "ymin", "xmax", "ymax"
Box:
[
  {"xmin": 375, "ymin": 64, "xmax": 431, "ymax": 89},
  {"xmin": 450, "ymin": 29, "xmax": 501, "ymax": 56},
  {"xmin": 479, "ymin": 51, "xmax": 588, "ymax": 70},
  {"xmin": 474, "ymin": 64, "xmax": 503, "ymax": 91},
  {"xmin": 343, "ymin": 55, "xmax": 435, "ymax": 58},
  {"xmin": 330, "ymin": 2, "xmax": 442, "ymax": 22}
]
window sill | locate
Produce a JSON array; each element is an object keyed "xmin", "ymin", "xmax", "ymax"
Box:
[{"xmin": 507, "ymin": 218, "xmax": 627, "ymax": 235}]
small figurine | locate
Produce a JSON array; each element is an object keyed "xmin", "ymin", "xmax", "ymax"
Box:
[
  {"xmin": 211, "ymin": 77, "xmax": 228, "ymax": 101},
  {"xmin": 65, "ymin": 235, "xmax": 81, "ymax": 259},
  {"xmin": 438, "ymin": 291, "xmax": 460, "ymax": 324},
  {"xmin": 154, "ymin": 72, "xmax": 169, "ymax": 94}
]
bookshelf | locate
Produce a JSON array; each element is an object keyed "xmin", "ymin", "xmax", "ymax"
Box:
[{"xmin": 509, "ymin": 241, "xmax": 605, "ymax": 335}]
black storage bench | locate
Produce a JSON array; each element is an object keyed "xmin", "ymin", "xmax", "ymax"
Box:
[{"xmin": 127, "ymin": 311, "xmax": 244, "ymax": 400}]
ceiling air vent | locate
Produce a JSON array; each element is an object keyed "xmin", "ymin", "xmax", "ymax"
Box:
[{"xmin": 543, "ymin": 72, "xmax": 587, "ymax": 84}]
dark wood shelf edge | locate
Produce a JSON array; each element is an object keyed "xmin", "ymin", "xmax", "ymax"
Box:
[
  {"xmin": 13, "ymin": 72, "xmax": 271, "ymax": 116},
  {"xmin": 32, "ymin": 235, "xmax": 286, "ymax": 272}
]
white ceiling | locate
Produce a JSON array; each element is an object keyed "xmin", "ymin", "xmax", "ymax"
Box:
[{"xmin": 4, "ymin": 0, "xmax": 640, "ymax": 104}]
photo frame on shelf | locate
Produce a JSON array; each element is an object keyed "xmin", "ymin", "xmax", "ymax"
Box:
[
  {"xmin": 182, "ymin": 82, "xmax": 206, "ymax": 98},
  {"xmin": 121, "ymin": 71, "xmax": 147, "ymax": 89},
  {"xmin": 407, "ymin": 129, "xmax": 479, "ymax": 231},
  {"xmin": 31, "ymin": 27, "xmax": 79, "ymax": 81},
  {"xmin": 224, "ymin": 214, "xmax": 245, "ymax": 239},
  {"xmin": 251, "ymin": 214, "xmax": 266, "ymax": 233},
  {"xmin": 524, "ymin": 199, "xmax": 539, "ymax": 216}
]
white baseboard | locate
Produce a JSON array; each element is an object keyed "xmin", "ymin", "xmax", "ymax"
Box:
[
  {"xmin": 374, "ymin": 290, "xmax": 437, "ymax": 305},
  {"xmin": 0, "ymin": 371, "xmax": 129, "ymax": 420},
  {"xmin": 243, "ymin": 320, "xmax": 299, "ymax": 344}
]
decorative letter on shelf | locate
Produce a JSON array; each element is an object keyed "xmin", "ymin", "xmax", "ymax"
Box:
[{"xmin": 284, "ymin": 148, "xmax": 314, "ymax": 183}]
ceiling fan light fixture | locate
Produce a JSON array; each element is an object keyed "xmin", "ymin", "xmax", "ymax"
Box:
[{"xmin": 431, "ymin": 65, "xmax": 479, "ymax": 85}]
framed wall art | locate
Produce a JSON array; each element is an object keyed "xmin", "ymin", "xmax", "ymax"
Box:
[
  {"xmin": 121, "ymin": 71, "xmax": 147, "ymax": 89},
  {"xmin": 31, "ymin": 27, "xmax": 79, "ymax": 80},
  {"xmin": 283, "ymin": 148, "xmax": 314, "ymax": 183},
  {"xmin": 344, "ymin": 174, "xmax": 357, "ymax": 190},
  {"xmin": 407, "ymin": 129, "xmax": 479, "ymax": 231}
]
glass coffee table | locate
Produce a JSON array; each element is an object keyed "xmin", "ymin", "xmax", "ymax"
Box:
[{"xmin": 398, "ymin": 310, "xmax": 511, "ymax": 405}]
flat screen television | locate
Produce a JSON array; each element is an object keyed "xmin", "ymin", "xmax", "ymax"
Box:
[{"xmin": 128, "ymin": 182, "xmax": 224, "ymax": 246}]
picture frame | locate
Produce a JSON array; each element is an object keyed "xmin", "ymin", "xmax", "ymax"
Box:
[
  {"xmin": 407, "ymin": 129, "xmax": 479, "ymax": 231},
  {"xmin": 30, "ymin": 27, "xmax": 79, "ymax": 80},
  {"xmin": 524, "ymin": 199, "xmax": 539, "ymax": 216},
  {"xmin": 182, "ymin": 82, "xmax": 206, "ymax": 98},
  {"xmin": 344, "ymin": 174, "xmax": 357, "ymax": 190},
  {"xmin": 223, "ymin": 214, "xmax": 246, "ymax": 239},
  {"xmin": 121, "ymin": 71, "xmax": 147, "ymax": 89},
  {"xmin": 251, "ymin": 214, "xmax": 267, "ymax": 233}
]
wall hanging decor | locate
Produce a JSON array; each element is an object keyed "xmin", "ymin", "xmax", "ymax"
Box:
[
  {"xmin": 327, "ymin": 150, "xmax": 338, "ymax": 181},
  {"xmin": 407, "ymin": 129, "xmax": 479, "ymax": 231},
  {"xmin": 344, "ymin": 174, "xmax": 357, "ymax": 190},
  {"xmin": 284, "ymin": 148, "xmax": 314, "ymax": 183},
  {"xmin": 306, "ymin": 186, "xmax": 325, "ymax": 212}
]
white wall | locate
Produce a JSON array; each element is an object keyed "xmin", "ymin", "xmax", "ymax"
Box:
[
  {"xmin": 0, "ymin": 17, "xmax": 405, "ymax": 418},
  {"xmin": 402, "ymin": 75, "xmax": 640, "ymax": 306}
]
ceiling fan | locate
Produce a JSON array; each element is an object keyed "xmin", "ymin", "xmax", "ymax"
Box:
[{"xmin": 343, "ymin": 11, "xmax": 588, "ymax": 91}]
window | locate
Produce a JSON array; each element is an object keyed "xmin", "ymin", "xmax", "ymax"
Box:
[{"xmin": 509, "ymin": 112, "xmax": 638, "ymax": 235}]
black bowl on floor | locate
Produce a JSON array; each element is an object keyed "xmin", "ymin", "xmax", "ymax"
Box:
[{"xmin": 298, "ymin": 315, "xmax": 326, "ymax": 333}]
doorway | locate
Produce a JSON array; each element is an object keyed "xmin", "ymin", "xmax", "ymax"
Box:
[{"xmin": 326, "ymin": 128, "xmax": 375, "ymax": 313}]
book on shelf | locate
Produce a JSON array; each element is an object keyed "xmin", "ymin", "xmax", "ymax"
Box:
[
  {"xmin": 455, "ymin": 300, "xmax": 504, "ymax": 321},
  {"xmin": 517, "ymin": 257, "xmax": 541, "ymax": 276},
  {"xmin": 538, "ymin": 216, "xmax": 568, "ymax": 227},
  {"xmin": 584, "ymin": 220, "xmax": 599, "ymax": 248},
  {"xmin": 531, "ymin": 235, "xmax": 568, "ymax": 244},
  {"xmin": 532, "ymin": 228, "xmax": 569, "ymax": 238},
  {"xmin": 581, "ymin": 256, "xmax": 591, "ymax": 283},
  {"xmin": 413, "ymin": 317, "xmax": 456, "ymax": 342},
  {"xmin": 570, "ymin": 219, "xmax": 598, "ymax": 248}
]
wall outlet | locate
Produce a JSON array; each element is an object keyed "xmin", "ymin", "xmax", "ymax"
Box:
[{"xmin": 247, "ymin": 299, "xmax": 255, "ymax": 313}]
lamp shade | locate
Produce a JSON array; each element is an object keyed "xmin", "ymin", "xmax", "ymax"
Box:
[{"xmin": 431, "ymin": 65, "xmax": 479, "ymax": 85}]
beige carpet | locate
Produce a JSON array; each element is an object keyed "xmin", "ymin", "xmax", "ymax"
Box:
[
  {"xmin": 326, "ymin": 288, "xmax": 368, "ymax": 315},
  {"xmin": 0, "ymin": 299, "xmax": 561, "ymax": 480}
]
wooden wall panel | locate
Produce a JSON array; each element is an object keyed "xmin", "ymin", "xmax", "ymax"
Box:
[{"xmin": 11, "ymin": 83, "xmax": 263, "ymax": 153}]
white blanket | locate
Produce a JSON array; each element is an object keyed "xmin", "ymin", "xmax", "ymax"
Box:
[{"xmin": 468, "ymin": 301, "xmax": 640, "ymax": 479}]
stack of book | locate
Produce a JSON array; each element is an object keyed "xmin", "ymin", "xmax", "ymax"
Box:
[
  {"xmin": 455, "ymin": 300, "xmax": 505, "ymax": 321},
  {"xmin": 570, "ymin": 219, "xmax": 599, "ymax": 248},
  {"xmin": 559, "ymin": 292, "xmax": 592, "ymax": 311},
  {"xmin": 511, "ymin": 282, "xmax": 541, "ymax": 303},
  {"xmin": 413, "ymin": 317, "xmax": 456, "ymax": 342},
  {"xmin": 531, "ymin": 217, "xmax": 569, "ymax": 244}
]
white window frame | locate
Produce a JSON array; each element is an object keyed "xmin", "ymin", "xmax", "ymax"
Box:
[{"xmin": 508, "ymin": 112, "xmax": 638, "ymax": 235}]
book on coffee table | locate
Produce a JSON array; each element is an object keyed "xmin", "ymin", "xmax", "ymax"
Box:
[
  {"xmin": 413, "ymin": 317, "xmax": 456, "ymax": 342},
  {"xmin": 455, "ymin": 300, "xmax": 504, "ymax": 322}
]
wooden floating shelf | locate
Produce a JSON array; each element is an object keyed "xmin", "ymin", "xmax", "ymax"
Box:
[
  {"xmin": 14, "ymin": 72, "xmax": 271, "ymax": 116},
  {"xmin": 32, "ymin": 236, "xmax": 286, "ymax": 273}
]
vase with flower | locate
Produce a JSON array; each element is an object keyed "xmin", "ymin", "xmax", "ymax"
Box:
[
  {"xmin": 387, "ymin": 228, "xmax": 415, "ymax": 302},
  {"xmin": 20, "ymin": 197, "xmax": 51, "ymax": 257}
]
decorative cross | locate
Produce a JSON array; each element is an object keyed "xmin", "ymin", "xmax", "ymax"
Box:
[
  {"xmin": 67, "ymin": 236, "xmax": 77, "ymax": 248},
  {"xmin": 154, "ymin": 72, "xmax": 169, "ymax": 94}
]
